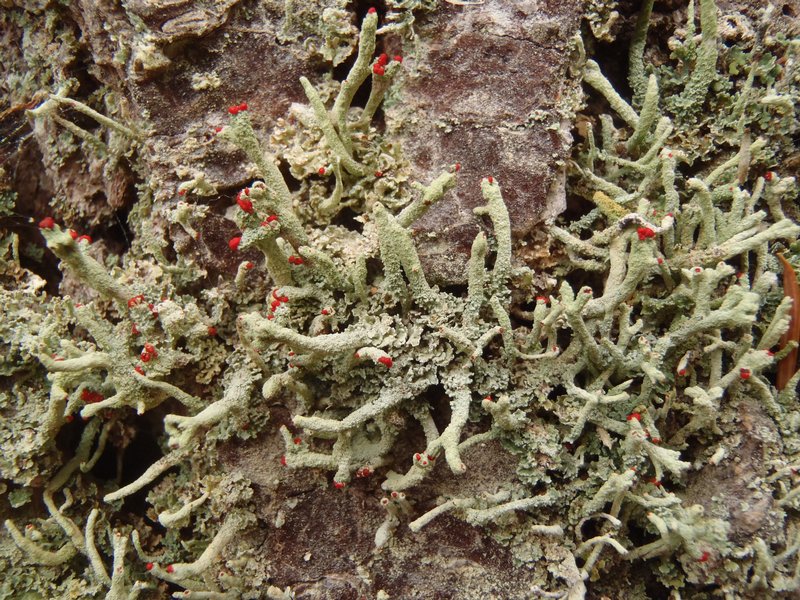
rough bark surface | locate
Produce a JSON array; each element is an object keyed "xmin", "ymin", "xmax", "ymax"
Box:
[{"xmin": 387, "ymin": 1, "xmax": 581, "ymax": 284}]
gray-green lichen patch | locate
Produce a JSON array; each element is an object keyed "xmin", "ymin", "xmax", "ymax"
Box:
[{"xmin": 1, "ymin": 0, "xmax": 800, "ymax": 598}]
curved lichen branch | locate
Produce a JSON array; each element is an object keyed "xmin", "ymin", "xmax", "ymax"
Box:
[
  {"xmin": 466, "ymin": 232, "xmax": 488, "ymax": 318},
  {"xmin": 426, "ymin": 383, "xmax": 472, "ymax": 474},
  {"xmin": 331, "ymin": 10, "xmax": 378, "ymax": 131},
  {"xmin": 627, "ymin": 74, "xmax": 659, "ymax": 152},
  {"xmin": 300, "ymin": 76, "xmax": 369, "ymax": 177},
  {"xmin": 374, "ymin": 202, "xmax": 434, "ymax": 305},
  {"xmin": 5, "ymin": 420, "xmax": 119, "ymax": 587},
  {"xmin": 473, "ymin": 178, "xmax": 512, "ymax": 295},
  {"xmin": 409, "ymin": 490, "xmax": 558, "ymax": 532},
  {"xmin": 293, "ymin": 380, "xmax": 424, "ymax": 434},
  {"xmin": 357, "ymin": 60, "xmax": 402, "ymax": 129},
  {"xmin": 396, "ymin": 170, "xmax": 457, "ymax": 228},
  {"xmin": 104, "ymin": 449, "xmax": 186, "ymax": 503},
  {"xmin": 219, "ymin": 123, "xmax": 307, "ymax": 248},
  {"xmin": 164, "ymin": 367, "xmax": 261, "ymax": 448},
  {"xmin": 3, "ymin": 519, "xmax": 77, "ymax": 566},
  {"xmin": 151, "ymin": 513, "xmax": 251, "ymax": 583},
  {"xmin": 40, "ymin": 226, "xmax": 133, "ymax": 307},
  {"xmin": 241, "ymin": 312, "xmax": 367, "ymax": 354},
  {"xmin": 28, "ymin": 85, "xmax": 143, "ymax": 141},
  {"xmin": 583, "ymin": 60, "xmax": 639, "ymax": 128},
  {"xmin": 382, "ymin": 430, "xmax": 496, "ymax": 493},
  {"xmin": 628, "ymin": 0, "xmax": 656, "ymax": 105},
  {"xmin": 675, "ymin": 0, "xmax": 719, "ymax": 114},
  {"xmin": 38, "ymin": 350, "xmax": 111, "ymax": 372}
]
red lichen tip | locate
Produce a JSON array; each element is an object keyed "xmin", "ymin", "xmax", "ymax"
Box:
[
  {"xmin": 280, "ymin": 455, "xmax": 287, "ymax": 466},
  {"xmin": 374, "ymin": 170, "xmax": 383, "ymax": 178},
  {"xmin": 378, "ymin": 356, "xmax": 393, "ymax": 368},
  {"xmin": 626, "ymin": 412, "xmax": 642, "ymax": 422},
  {"xmin": 178, "ymin": 189, "xmax": 186, "ymax": 196},
  {"xmin": 140, "ymin": 350, "xmax": 151, "ymax": 362},
  {"xmin": 454, "ymin": 162, "xmax": 461, "ymax": 172},
  {"xmin": 764, "ymin": 171, "xmax": 774, "ymax": 182},
  {"xmin": 238, "ymin": 102, "xmax": 248, "ymax": 112},
  {"xmin": 657, "ymin": 257, "xmax": 664, "ymax": 264},
  {"xmin": 487, "ymin": 176, "xmax": 494, "ymax": 184},
  {"xmin": 81, "ymin": 389, "xmax": 105, "ymax": 404},
  {"xmin": 367, "ymin": 7, "xmax": 376, "ymax": 13},
  {"xmin": 636, "ymin": 227, "xmax": 656, "ymax": 241},
  {"xmin": 145, "ymin": 562, "xmax": 154, "ymax": 571},
  {"xmin": 377, "ymin": 53, "xmax": 388, "ymax": 66},
  {"xmin": 228, "ymin": 104, "xmax": 241, "ymax": 115},
  {"xmin": 134, "ymin": 366, "xmax": 145, "ymax": 375},
  {"xmin": 739, "ymin": 368, "xmax": 751, "ymax": 380},
  {"xmin": 694, "ymin": 267, "xmax": 702, "ymax": 273},
  {"xmin": 38, "ymin": 216, "xmax": 55, "ymax": 229},
  {"xmin": 372, "ymin": 63, "xmax": 385, "ymax": 76},
  {"xmin": 288, "ymin": 255, "xmax": 304, "ymax": 265},
  {"xmin": 166, "ymin": 564, "xmax": 175, "ymax": 574},
  {"xmin": 318, "ymin": 166, "xmax": 326, "ymax": 175},
  {"xmin": 69, "ymin": 229, "xmax": 79, "ymax": 239},
  {"xmin": 228, "ymin": 236, "xmax": 242, "ymax": 251},
  {"xmin": 321, "ymin": 308, "xmax": 330, "ymax": 315},
  {"xmin": 214, "ymin": 126, "xmax": 223, "ymax": 133},
  {"xmin": 536, "ymin": 296, "xmax": 547, "ymax": 303},
  {"xmin": 333, "ymin": 481, "xmax": 346, "ymax": 489},
  {"xmin": 699, "ymin": 551, "xmax": 711, "ymax": 563},
  {"xmin": 237, "ymin": 198, "xmax": 254, "ymax": 213},
  {"xmin": 393, "ymin": 55, "xmax": 403, "ymax": 63},
  {"xmin": 245, "ymin": 261, "xmax": 254, "ymax": 269},
  {"xmin": 207, "ymin": 326, "xmax": 217, "ymax": 336},
  {"xmin": 678, "ymin": 368, "xmax": 687, "ymax": 376},
  {"xmin": 484, "ymin": 395, "xmax": 493, "ymax": 402},
  {"xmin": 293, "ymin": 437, "xmax": 302, "ymax": 445}
]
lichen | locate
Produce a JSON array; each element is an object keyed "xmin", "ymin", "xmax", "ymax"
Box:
[{"xmin": 1, "ymin": 1, "xmax": 800, "ymax": 598}]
